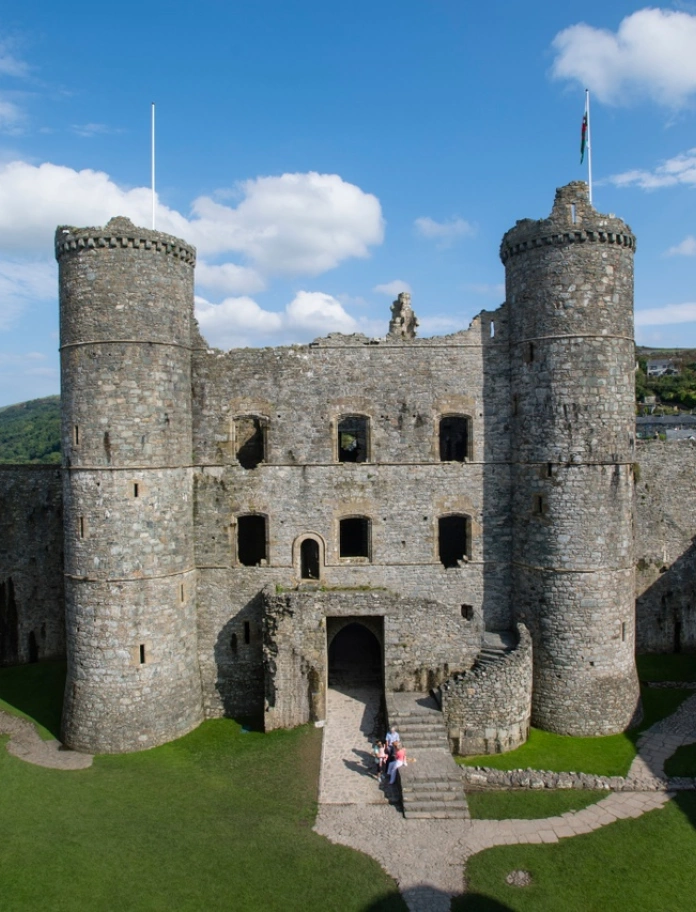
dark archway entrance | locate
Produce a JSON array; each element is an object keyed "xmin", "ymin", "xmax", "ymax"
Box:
[
  {"xmin": 300, "ymin": 539, "xmax": 320, "ymax": 580},
  {"xmin": 327, "ymin": 619, "xmax": 383, "ymax": 687}
]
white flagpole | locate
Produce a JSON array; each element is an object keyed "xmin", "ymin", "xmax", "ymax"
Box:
[
  {"xmin": 585, "ymin": 89, "xmax": 593, "ymax": 205},
  {"xmin": 151, "ymin": 102, "xmax": 156, "ymax": 230}
]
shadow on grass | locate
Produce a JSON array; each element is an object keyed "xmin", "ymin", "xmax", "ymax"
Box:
[
  {"xmin": 0, "ymin": 660, "xmax": 65, "ymax": 738},
  {"xmin": 362, "ymin": 890, "xmax": 411, "ymax": 910}
]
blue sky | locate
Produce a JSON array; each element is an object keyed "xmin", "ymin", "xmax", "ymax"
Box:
[{"xmin": 1, "ymin": 1, "xmax": 696, "ymax": 405}]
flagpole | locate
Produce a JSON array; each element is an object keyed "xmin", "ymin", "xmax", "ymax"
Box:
[
  {"xmin": 585, "ymin": 89, "xmax": 593, "ymax": 205},
  {"xmin": 151, "ymin": 102, "xmax": 156, "ymax": 230}
]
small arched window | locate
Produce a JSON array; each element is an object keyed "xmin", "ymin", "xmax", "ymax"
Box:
[
  {"xmin": 439, "ymin": 416, "xmax": 470, "ymax": 462},
  {"xmin": 300, "ymin": 539, "xmax": 320, "ymax": 580}
]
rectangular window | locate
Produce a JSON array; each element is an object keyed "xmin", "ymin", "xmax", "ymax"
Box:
[
  {"xmin": 237, "ymin": 515, "xmax": 267, "ymax": 566},
  {"xmin": 180, "ymin": 584, "xmax": 185, "ymax": 603},
  {"xmin": 235, "ymin": 416, "xmax": 266, "ymax": 469},
  {"xmin": 439, "ymin": 416, "xmax": 469, "ymax": 462},
  {"xmin": 74, "ymin": 425, "xmax": 80, "ymax": 446},
  {"xmin": 438, "ymin": 515, "xmax": 468, "ymax": 568},
  {"xmin": 79, "ymin": 516, "xmax": 85, "ymax": 539},
  {"xmin": 133, "ymin": 483, "xmax": 139, "ymax": 498},
  {"xmin": 339, "ymin": 517, "xmax": 371, "ymax": 559},
  {"xmin": 244, "ymin": 621, "xmax": 250, "ymax": 645},
  {"xmin": 139, "ymin": 644, "xmax": 146, "ymax": 664},
  {"xmin": 338, "ymin": 416, "xmax": 369, "ymax": 463}
]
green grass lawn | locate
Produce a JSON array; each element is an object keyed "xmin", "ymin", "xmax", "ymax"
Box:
[
  {"xmin": 466, "ymin": 790, "xmax": 605, "ymax": 820},
  {"xmin": 458, "ymin": 686, "xmax": 692, "ymax": 777},
  {"xmin": 455, "ymin": 793, "xmax": 696, "ymax": 912},
  {"xmin": 0, "ymin": 664, "xmax": 405, "ymax": 912}
]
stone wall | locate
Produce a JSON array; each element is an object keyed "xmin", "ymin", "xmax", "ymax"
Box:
[
  {"xmin": 0, "ymin": 466, "xmax": 64, "ymax": 666},
  {"xmin": 635, "ymin": 440, "xmax": 696, "ymax": 653},
  {"xmin": 439, "ymin": 623, "xmax": 532, "ymax": 755},
  {"xmin": 262, "ymin": 587, "xmax": 478, "ymax": 730}
]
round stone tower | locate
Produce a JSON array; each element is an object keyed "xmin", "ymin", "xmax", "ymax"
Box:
[
  {"xmin": 56, "ymin": 217, "xmax": 203, "ymax": 753},
  {"xmin": 500, "ymin": 182, "xmax": 640, "ymax": 735}
]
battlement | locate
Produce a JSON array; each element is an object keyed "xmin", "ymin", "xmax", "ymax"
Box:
[
  {"xmin": 55, "ymin": 217, "xmax": 196, "ymax": 266},
  {"xmin": 499, "ymin": 181, "xmax": 635, "ymax": 263}
]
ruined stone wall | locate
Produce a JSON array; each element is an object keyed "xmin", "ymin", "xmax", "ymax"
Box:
[
  {"xmin": 635, "ymin": 440, "xmax": 696, "ymax": 653},
  {"xmin": 191, "ymin": 312, "xmax": 514, "ymax": 719},
  {"xmin": 262, "ymin": 588, "xmax": 479, "ymax": 730},
  {"xmin": 0, "ymin": 466, "xmax": 64, "ymax": 666},
  {"xmin": 439, "ymin": 623, "xmax": 532, "ymax": 755},
  {"xmin": 503, "ymin": 182, "xmax": 640, "ymax": 735}
]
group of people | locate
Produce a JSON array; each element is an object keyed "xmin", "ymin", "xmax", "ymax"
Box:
[{"xmin": 372, "ymin": 726, "xmax": 409, "ymax": 786}]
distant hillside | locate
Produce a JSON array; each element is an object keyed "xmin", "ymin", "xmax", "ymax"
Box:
[
  {"xmin": 0, "ymin": 396, "xmax": 61, "ymax": 464},
  {"xmin": 635, "ymin": 347, "xmax": 696, "ymax": 412}
]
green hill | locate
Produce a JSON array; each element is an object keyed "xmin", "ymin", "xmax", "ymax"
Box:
[{"xmin": 0, "ymin": 396, "xmax": 61, "ymax": 464}]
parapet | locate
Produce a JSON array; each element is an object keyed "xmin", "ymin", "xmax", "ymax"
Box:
[
  {"xmin": 55, "ymin": 217, "xmax": 196, "ymax": 266},
  {"xmin": 499, "ymin": 181, "xmax": 635, "ymax": 264}
]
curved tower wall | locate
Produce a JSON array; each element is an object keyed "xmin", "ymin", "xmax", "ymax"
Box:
[
  {"xmin": 501, "ymin": 182, "xmax": 640, "ymax": 735},
  {"xmin": 57, "ymin": 218, "xmax": 203, "ymax": 753}
]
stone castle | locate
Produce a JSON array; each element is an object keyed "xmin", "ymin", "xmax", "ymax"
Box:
[{"xmin": 1, "ymin": 181, "xmax": 695, "ymax": 755}]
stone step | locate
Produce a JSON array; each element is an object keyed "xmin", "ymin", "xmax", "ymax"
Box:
[
  {"xmin": 405, "ymin": 810, "xmax": 470, "ymax": 819},
  {"xmin": 403, "ymin": 800, "xmax": 470, "ymax": 819},
  {"xmin": 403, "ymin": 789, "xmax": 464, "ymax": 802},
  {"xmin": 401, "ymin": 779, "xmax": 463, "ymax": 792}
]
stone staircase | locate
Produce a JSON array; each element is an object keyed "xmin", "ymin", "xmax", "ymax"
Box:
[
  {"xmin": 385, "ymin": 692, "xmax": 469, "ymax": 819},
  {"xmin": 472, "ymin": 631, "xmax": 516, "ymax": 671}
]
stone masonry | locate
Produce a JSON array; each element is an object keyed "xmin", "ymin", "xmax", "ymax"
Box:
[{"xmin": 3, "ymin": 180, "xmax": 695, "ymax": 755}]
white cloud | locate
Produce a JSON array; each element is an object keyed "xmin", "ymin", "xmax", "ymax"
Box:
[
  {"xmin": 0, "ymin": 39, "xmax": 28, "ymax": 78},
  {"xmin": 373, "ymin": 279, "xmax": 412, "ymax": 296},
  {"xmin": 607, "ymin": 148, "xmax": 696, "ymax": 189},
  {"xmin": 195, "ymin": 290, "xmax": 360, "ymax": 350},
  {"xmin": 0, "ymin": 97, "xmax": 23, "ymax": 132},
  {"xmin": 195, "ymin": 261, "xmax": 265, "ymax": 295},
  {"xmin": 551, "ymin": 8, "xmax": 696, "ymax": 108},
  {"xmin": 414, "ymin": 216, "xmax": 475, "ymax": 245},
  {"xmin": 0, "ymin": 160, "xmax": 385, "ymax": 328},
  {"xmin": 635, "ymin": 303, "xmax": 696, "ymax": 326},
  {"xmin": 666, "ymin": 236, "xmax": 696, "ymax": 257}
]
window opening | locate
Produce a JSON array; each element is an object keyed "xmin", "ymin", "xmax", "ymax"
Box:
[
  {"xmin": 534, "ymin": 494, "xmax": 544, "ymax": 515},
  {"xmin": 621, "ymin": 622, "xmax": 626, "ymax": 642},
  {"xmin": 180, "ymin": 584, "xmax": 185, "ymax": 603},
  {"xmin": 133, "ymin": 483, "xmax": 139, "ymax": 498},
  {"xmin": 338, "ymin": 416, "xmax": 369, "ymax": 463},
  {"xmin": 547, "ymin": 463, "xmax": 553, "ymax": 478},
  {"xmin": 528, "ymin": 342, "xmax": 535, "ymax": 363},
  {"xmin": 139, "ymin": 644, "xmax": 146, "ymax": 664},
  {"xmin": 74, "ymin": 425, "xmax": 79, "ymax": 446},
  {"xmin": 438, "ymin": 515, "xmax": 468, "ymax": 568},
  {"xmin": 461, "ymin": 604, "xmax": 474, "ymax": 620},
  {"xmin": 339, "ymin": 517, "xmax": 371, "ymax": 559},
  {"xmin": 235, "ymin": 416, "xmax": 266, "ymax": 469},
  {"xmin": 439, "ymin": 416, "xmax": 469, "ymax": 462},
  {"xmin": 490, "ymin": 320, "xmax": 495, "ymax": 338},
  {"xmin": 300, "ymin": 538, "xmax": 320, "ymax": 579},
  {"xmin": 244, "ymin": 621, "xmax": 251, "ymax": 645},
  {"xmin": 79, "ymin": 516, "xmax": 85, "ymax": 539},
  {"xmin": 237, "ymin": 515, "xmax": 267, "ymax": 566}
]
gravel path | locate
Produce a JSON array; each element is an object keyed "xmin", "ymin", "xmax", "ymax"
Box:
[
  {"xmin": 314, "ymin": 685, "xmax": 696, "ymax": 912},
  {"xmin": 0, "ymin": 710, "xmax": 92, "ymax": 770}
]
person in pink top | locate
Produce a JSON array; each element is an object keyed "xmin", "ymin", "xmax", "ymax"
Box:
[{"xmin": 387, "ymin": 742, "xmax": 407, "ymax": 785}]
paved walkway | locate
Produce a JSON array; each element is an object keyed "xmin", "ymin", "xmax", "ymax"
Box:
[
  {"xmin": 0, "ymin": 710, "xmax": 92, "ymax": 770},
  {"xmin": 314, "ymin": 686, "xmax": 696, "ymax": 912}
]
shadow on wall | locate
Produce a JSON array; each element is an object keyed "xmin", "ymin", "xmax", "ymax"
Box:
[
  {"xmin": 214, "ymin": 591, "xmax": 265, "ymax": 728},
  {"xmin": 636, "ymin": 540, "xmax": 696, "ymax": 654}
]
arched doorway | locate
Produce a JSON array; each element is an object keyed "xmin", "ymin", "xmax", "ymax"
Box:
[
  {"xmin": 327, "ymin": 620, "xmax": 383, "ymax": 687},
  {"xmin": 300, "ymin": 539, "xmax": 320, "ymax": 580}
]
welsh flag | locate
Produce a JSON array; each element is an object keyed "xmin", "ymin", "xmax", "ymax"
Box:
[{"xmin": 580, "ymin": 111, "xmax": 588, "ymax": 164}]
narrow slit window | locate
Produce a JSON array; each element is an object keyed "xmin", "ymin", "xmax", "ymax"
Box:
[
  {"xmin": 79, "ymin": 516, "xmax": 85, "ymax": 539},
  {"xmin": 237, "ymin": 515, "xmax": 267, "ymax": 566},
  {"xmin": 490, "ymin": 320, "xmax": 495, "ymax": 338},
  {"xmin": 235, "ymin": 416, "xmax": 266, "ymax": 469},
  {"xmin": 339, "ymin": 517, "xmax": 371, "ymax": 559},
  {"xmin": 133, "ymin": 483, "xmax": 139, "ymax": 498},
  {"xmin": 621, "ymin": 622, "xmax": 627, "ymax": 642},
  {"xmin": 439, "ymin": 416, "xmax": 469, "ymax": 462},
  {"xmin": 547, "ymin": 463, "xmax": 553, "ymax": 478},
  {"xmin": 139, "ymin": 644, "xmax": 146, "ymax": 664},
  {"xmin": 180, "ymin": 584, "xmax": 185, "ymax": 603},
  {"xmin": 438, "ymin": 515, "xmax": 468, "ymax": 568},
  {"xmin": 244, "ymin": 621, "xmax": 250, "ymax": 645},
  {"xmin": 534, "ymin": 494, "xmax": 544, "ymax": 515},
  {"xmin": 337, "ymin": 416, "xmax": 369, "ymax": 463},
  {"xmin": 74, "ymin": 425, "xmax": 80, "ymax": 446}
]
